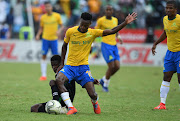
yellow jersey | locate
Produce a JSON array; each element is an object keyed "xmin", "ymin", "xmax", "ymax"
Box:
[
  {"xmin": 40, "ymin": 12, "xmax": 62, "ymax": 40},
  {"xmin": 95, "ymin": 16, "xmax": 118, "ymax": 45},
  {"xmin": 163, "ymin": 14, "xmax": 180, "ymax": 52},
  {"xmin": 64, "ymin": 26, "xmax": 103, "ymax": 66}
]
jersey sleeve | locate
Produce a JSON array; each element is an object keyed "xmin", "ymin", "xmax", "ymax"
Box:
[
  {"xmin": 94, "ymin": 18, "xmax": 101, "ymax": 29},
  {"xmin": 64, "ymin": 28, "xmax": 71, "ymax": 43},
  {"xmin": 40, "ymin": 16, "xmax": 44, "ymax": 27},
  {"xmin": 57, "ymin": 14, "xmax": 63, "ymax": 25},
  {"xmin": 94, "ymin": 29, "xmax": 103, "ymax": 37}
]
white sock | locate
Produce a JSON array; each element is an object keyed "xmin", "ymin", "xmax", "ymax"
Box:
[
  {"xmin": 61, "ymin": 92, "xmax": 73, "ymax": 108},
  {"xmin": 160, "ymin": 81, "xmax": 170, "ymax": 104},
  {"xmin": 91, "ymin": 96, "xmax": 99, "ymax": 104},
  {"xmin": 103, "ymin": 76, "xmax": 110, "ymax": 87},
  {"xmin": 40, "ymin": 59, "xmax": 47, "ymax": 77}
]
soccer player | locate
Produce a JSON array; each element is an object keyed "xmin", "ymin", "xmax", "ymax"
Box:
[
  {"xmin": 35, "ymin": 1, "xmax": 64, "ymax": 81},
  {"xmin": 152, "ymin": 1, "xmax": 180, "ymax": 110},
  {"xmin": 31, "ymin": 55, "xmax": 99, "ymax": 113},
  {"xmin": 31, "ymin": 55, "xmax": 75, "ymax": 113},
  {"xmin": 55, "ymin": 12, "xmax": 137, "ymax": 115},
  {"xmin": 95, "ymin": 5, "xmax": 123, "ymax": 92}
]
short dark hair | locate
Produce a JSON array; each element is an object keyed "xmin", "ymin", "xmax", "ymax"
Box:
[
  {"xmin": 51, "ymin": 55, "xmax": 61, "ymax": 63},
  {"xmin": 167, "ymin": 0, "xmax": 177, "ymax": 8},
  {"xmin": 81, "ymin": 12, "xmax": 92, "ymax": 21},
  {"xmin": 44, "ymin": 1, "xmax": 51, "ymax": 5}
]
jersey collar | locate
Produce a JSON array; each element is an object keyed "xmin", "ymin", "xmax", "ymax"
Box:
[{"xmin": 77, "ymin": 26, "xmax": 88, "ymax": 33}]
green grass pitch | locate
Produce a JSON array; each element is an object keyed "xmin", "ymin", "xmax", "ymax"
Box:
[{"xmin": 0, "ymin": 63, "xmax": 180, "ymax": 121}]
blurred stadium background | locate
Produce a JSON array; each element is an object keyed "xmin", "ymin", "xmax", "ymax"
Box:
[
  {"xmin": 0, "ymin": 0, "xmax": 180, "ymax": 66},
  {"xmin": 1, "ymin": 1, "xmax": 180, "ymax": 120}
]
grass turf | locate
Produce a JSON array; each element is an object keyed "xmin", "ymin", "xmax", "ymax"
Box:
[{"xmin": 0, "ymin": 63, "xmax": 180, "ymax": 121}]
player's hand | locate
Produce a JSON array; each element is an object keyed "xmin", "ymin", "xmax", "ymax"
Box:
[
  {"xmin": 93, "ymin": 79, "xmax": 100, "ymax": 85},
  {"xmin": 117, "ymin": 35, "xmax": 123, "ymax": 44},
  {"xmin": 152, "ymin": 44, "xmax": 157, "ymax": 56},
  {"xmin": 35, "ymin": 35, "xmax": 40, "ymax": 40},
  {"xmin": 125, "ymin": 12, "xmax": 137, "ymax": 24},
  {"xmin": 56, "ymin": 65, "xmax": 64, "ymax": 73}
]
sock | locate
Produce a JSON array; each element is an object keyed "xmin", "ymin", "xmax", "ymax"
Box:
[
  {"xmin": 41, "ymin": 59, "xmax": 47, "ymax": 77},
  {"xmin": 61, "ymin": 92, "xmax": 73, "ymax": 108},
  {"xmin": 103, "ymin": 76, "xmax": 110, "ymax": 87},
  {"xmin": 160, "ymin": 81, "xmax": 170, "ymax": 104},
  {"xmin": 91, "ymin": 96, "xmax": 99, "ymax": 104},
  {"xmin": 51, "ymin": 85, "xmax": 59, "ymax": 101}
]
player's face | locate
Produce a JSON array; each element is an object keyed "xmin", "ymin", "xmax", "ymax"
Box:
[
  {"xmin": 51, "ymin": 61, "xmax": 60, "ymax": 73},
  {"xmin": 45, "ymin": 3, "xmax": 52, "ymax": 13},
  {"xmin": 79, "ymin": 20, "xmax": 91, "ymax": 33},
  {"xmin": 165, "ymin": 4, "xmax": 177, "ymax": 17},
  {"xmin": 105, "ymin": 6, "xmax": 113, "ymax": 17}
]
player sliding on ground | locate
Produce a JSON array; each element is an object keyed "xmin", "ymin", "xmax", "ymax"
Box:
[
  {"xmin": 95, "ymin": 5, "xmax": 123, "ymax": 92},
  {"xmin": 56, "ymin": 12, "xmax": 137, "ymax": 115},
  {"xmin": 152, "ymin": 1, "xmax": 180, "ymax": 110},
  {"xmin": 31, "ymin": 55, "xmax": 99, "ymax": 113},
  {"xmin": 31, "ymin": 55, "xmax": 75, "ymax": 113}
]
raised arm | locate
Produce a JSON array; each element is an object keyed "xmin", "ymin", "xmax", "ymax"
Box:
[
  {"xmin": 103, "ymin": 12, "xmax": 137, "ymax": 36},
  {"xmin": 152, "ymin": 30, "xmax": 167, "ymax": 55}
]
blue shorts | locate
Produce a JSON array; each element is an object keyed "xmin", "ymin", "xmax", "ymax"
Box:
[
  {"xmin": 42, "ymin": 39, "xmax": 58, "ymax": 55},
  {"xmin": 163, "ymin": 50, "xmax": 180, "ymax": 73},
  {"xmin": 101, "ymin": 42, "xmax": 120, "ymax": 63},
  {"xmin": 59, "ymin": 65, "xmax": 94, "ymax": 87}
]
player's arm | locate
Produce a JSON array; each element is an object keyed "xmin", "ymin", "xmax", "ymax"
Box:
[
  {"xmin": 35, "ymin": 26, "xmax": 43, "ymax": 40},
  {"xmin": 60, "ymin": 42, "xmax": 68, "ymax": 67},
  {"xmin": 56, "ymin": 29, "xmax": 70, "ymax": 73},
  {"xmin": 35, "ymin": 16, "xmax": 43, "ymax": 40},
  {"xmin": 102, "ymin": 12, "xmax": 137, "ymax": 36},
  {"xmin": 151, "ymin": 30, "xmax": 167, "ymax": 55},
  {"xmin": 57, "ymin": 14, "xmax": 64, "ymax": 37}
]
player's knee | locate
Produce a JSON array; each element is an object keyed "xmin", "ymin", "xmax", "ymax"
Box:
[
  {"xmin": 163, "ymin": 75, "xmax": 171, "ymax": 82},
  {"xmin": 49, "ymin": 80, "xmax": 56, "ymax": 87},
  {"xmin": 31, "ymin": 105, "xmax": 38, "ymax": 112},
  {"xmin": 89, "ymin": 92, "xmax": 97, "ymax": 100},
  {"xmin": 115, "ymin": 65, "xmax": 120, "ymax": 71}
]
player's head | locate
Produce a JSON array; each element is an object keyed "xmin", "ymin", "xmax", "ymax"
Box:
[
  {"xmin": 105, "ymin": 5, "xmax": 113, "ymax": 18},
  {"xmin": 44, "ymin": 1, "xmax": 52, "ymax": 13},
  {"xmin": 51, "ymin": 55, "xmax": 61, "ymax": 73},
  {"xmin": 79, "ymin": 12, "xmax": 92, "ymax": 33},
  {"xmin": 166, "ymin": 1, "xmax": 177, "ymax": 17}
]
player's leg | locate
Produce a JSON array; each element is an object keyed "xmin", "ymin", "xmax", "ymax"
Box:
[
  {"xmin": 56, "ymin": 66, "xmax": 77, "ymax": 115},
  {"xmin": 49, "ymin": 80, "xmax": 60, "ymax": 101},
  {"xmin": 31, "ymin": 103, "xmax": 46, "ymax": 113},
  {"xmin": 40, "ymin": 39, "xmax": 49, "ymax": 81},
  {"xmin": 50, "ymin": 40, "xmax": 58, "ymax": 55},
  {"xmin": 84, "ymin": 81, "xmax": 101, "ymax": 114},
  {"xmin": 100, "ymin": 43, "xmax": 119, "ymax": 92},
  {"xmin": 154, "ymin": 71, "xmax": 174, "ymax": 110},
  {"xmin": 77, "ymin": 65, "xmax": 101, "ymax": 114},
  {"xmin": 178, "ymin": 73, "xmax": 180, "ymax": 88},
  {"xmin": 154, "ymin": 51, "xmax": 176, "ymax": 109}
]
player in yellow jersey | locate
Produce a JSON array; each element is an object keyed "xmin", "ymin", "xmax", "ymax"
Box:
[
  {"xmin": 152, "ymin": 1, "xmax": 180, "ymax": 110},
  {"xmin": 55, "ymin": 12, "xmax": 137, "ymax": 115},
  {"xmin": 35, "ymin": 1, "xmax": 64, "ymax": 81},
  {"xmin": 95, "ymin": 5, "xmax": 123, "ymax": 92}
]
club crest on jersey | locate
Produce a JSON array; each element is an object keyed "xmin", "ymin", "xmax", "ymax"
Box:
[
  {"xmin": 85, "ymin": 32, "xmax": 92, "ymax": 38},
  {"xmin": 171, "ymin": 22, "xmax": 177, "ymax": 27}
]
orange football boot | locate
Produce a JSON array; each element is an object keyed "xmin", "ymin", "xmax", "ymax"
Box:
[
  {"xmin": 92, "ymin": 101, "xmax": 101, "ymax": 114},
  {"xmin": 39, "ymin": 76, "xmax": 47, "ymax": 81},
  {"xmin": 66, "ymin": 107, "xmax": 77, "ymax": 115},
  {"xmin": 154, "ymin": 102, "xmax": 166, "ymax": 110}
]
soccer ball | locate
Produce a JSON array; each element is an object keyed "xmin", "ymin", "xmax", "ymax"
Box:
[{"xmin": 45, "ymin": 100, "xmax": 62, "ymax": 114}]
